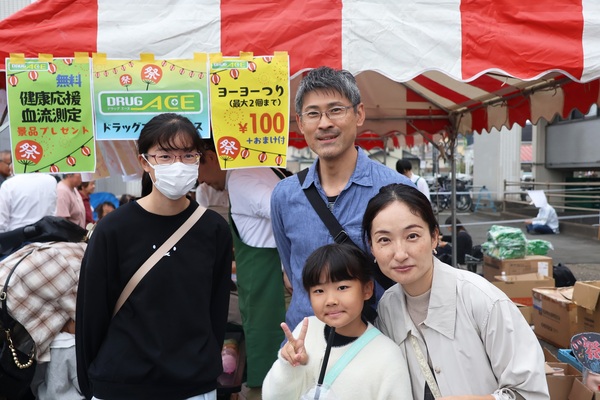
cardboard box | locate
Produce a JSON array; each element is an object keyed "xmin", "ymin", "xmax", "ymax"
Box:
[
  {"xmin": 569, "ymin": 377, "xmax": 600, "ymax": 400},
  {"xmin": 573, "ymin": 281, "xmax": 600, "ymax": 333},
  {"xmin": 547, "ymin": 362, "xmax": 582, "ymax": 400},
  {"xmin": 517, "ymin": 303, "xmax": 533, "ymax": 325},
  {"xmin": 493, "ymin": 273, "xmax": 556, "ymax": 306},
  {"xmin": 558, "ymin": 349, "xmax": 584, "ymax": 372},
  {"xmin": 483, "ymin": 255, "xmax": 552, "ymax": 281},
  {"xmin": 532, "ymin": 287, "xmax": 577, "ymax": 349},
  {"xmin": 545, "ymin": 347, "xmax": 560, "ymax": 363}
]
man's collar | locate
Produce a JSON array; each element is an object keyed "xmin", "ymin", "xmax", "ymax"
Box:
[{"xmin": 305, "ymin": 146, "xmax": 374, "ymax": 190}]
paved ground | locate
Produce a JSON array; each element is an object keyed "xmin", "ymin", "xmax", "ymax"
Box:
[{"xmin": 440, "ymin": 210, "xmax": 600, "ymax": 280}]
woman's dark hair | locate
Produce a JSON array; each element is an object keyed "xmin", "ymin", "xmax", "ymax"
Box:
[
  {"xmin": 95, "ymin": 201, "xmax": 116, "ymax": 220},
  {"xmin": 137, "ymin": 113, "xmax": 203, "ymax": 197},
  {"xmin": 444, "ymin": 216, "xmax": 465, "ymax": 231},
  {"xmin": 362, "ymin": 183, "xmax": 439, "ymax": 246},
  {"xmin": 302, "ymin": 243, "xmax": 372, "ymax": 292},
  {"xmin": 141, "ymin": 172, "xmax": 153, "ymax": 197}
]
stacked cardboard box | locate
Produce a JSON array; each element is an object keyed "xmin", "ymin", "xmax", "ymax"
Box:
[
  {"xmin": 572, "ymin": 281, "xmax": 600, "ymax": 333},
  {"xmin": 483, "ymin": 255, "xmax": 552, "ymax": 281},
  {"xmin": 492, "ymin": 273, "xmax": 555, "ymax": 324},
  {"xmin": 532, "ymin": 287, "xmax": 577, "ymax": 349},
  {"xmin": 569, "ymin": 378, "xmax": 600, "ymax": 400},
  {"xmin": 493, "ymin": 273, "xmax": 555, "ymax": 306},
  {"xmin": 545, "ymin": 348, "xmax": 583, "ymax": 399}
]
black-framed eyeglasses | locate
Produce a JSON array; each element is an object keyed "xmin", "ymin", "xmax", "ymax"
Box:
[
  {"xmin": 143, "ymin": 153, "xmax": 201, "ymax": 165},
  {"xmin": 300, "ymin": 105, "xmax": 354, "ymax": 124}
]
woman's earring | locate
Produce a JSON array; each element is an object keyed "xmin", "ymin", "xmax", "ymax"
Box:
[
  {"xmin": 373, "ymin": 258, "xmax": 377, "ymax": 264},
  {"xmin": 432, "ymin": 248, "xmax": 438, "ymax": 255}
]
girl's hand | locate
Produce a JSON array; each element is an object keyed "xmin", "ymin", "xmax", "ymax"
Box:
[{"xmin": 280, "ymin": 318, "xmax": 309, "ymax": 367}]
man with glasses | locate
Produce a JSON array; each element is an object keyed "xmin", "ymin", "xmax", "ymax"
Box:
[
  {"xmin": 0, "ymin": 150, "xmax": 12, "ymax": 187},
  {"xmin": 270, "ymin": 66, "xmax": 415, "ymax": 331}
]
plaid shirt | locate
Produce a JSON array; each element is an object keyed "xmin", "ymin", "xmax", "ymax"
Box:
[{"xmin": 0, "ymin": 241, "xmax": 86, "ymax": 362}]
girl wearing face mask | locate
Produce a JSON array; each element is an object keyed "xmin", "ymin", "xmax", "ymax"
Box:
[
  {"xmin": 362, "ymin": 184, "xmax": 549, "ymax": 400},
  {"xmin": 76, "ymin": 113, "xmax": 233, "ymax": 400}
]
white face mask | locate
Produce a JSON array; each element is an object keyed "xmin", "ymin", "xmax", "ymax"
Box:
[{"xmin": 147, "ymin": 162, "xmax": 198, "ymax": 200}]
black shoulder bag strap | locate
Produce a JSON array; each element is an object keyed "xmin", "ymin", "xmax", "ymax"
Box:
[
  {"xmin": 297, "ymin": 168, "xmax": 354, "ymax": 245},
  {"xmin": 1, "ymin": 249, "xmax": 35, "ymax": 330},
  {"xmin": 297, "ymin": 168, "xmax": 394, "ymax": 292},
  {"xmin": 1, "ymin": 248, "xmax": 37, "ymax": 370}
]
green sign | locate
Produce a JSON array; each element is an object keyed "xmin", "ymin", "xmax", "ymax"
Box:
[
  {"xmin": 5, "ymin": 57, "xmax": 96, "ymax": 174},
  {"xmin": 98, "ymin": 90, "xmax": 203, "ymax": 114}
]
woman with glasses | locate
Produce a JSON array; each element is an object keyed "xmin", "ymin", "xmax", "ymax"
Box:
[{"xmin": 76, "ymin": 113, "xmax": 233, "ymax": 400}]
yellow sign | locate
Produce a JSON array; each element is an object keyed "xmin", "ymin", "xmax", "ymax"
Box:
[{"xmin": 209, "ymin": 52, "xmax": 289, "ymax": 169}]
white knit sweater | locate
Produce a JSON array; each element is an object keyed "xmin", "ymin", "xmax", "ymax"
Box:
[{"xmin": 262, "ymin": 316, "xmax": 412, "ymax": 400}]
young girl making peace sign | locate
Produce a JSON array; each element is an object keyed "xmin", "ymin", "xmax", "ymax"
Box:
[{"xmin": 262, "ymin": 243, "xmax": 412, "ymax": 400}]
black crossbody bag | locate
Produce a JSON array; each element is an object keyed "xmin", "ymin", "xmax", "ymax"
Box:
[
  {"xmin": 297, "ymin": 169, "xmax": 395, "ymax": 292},
  {"xmin": 0, "ymin": 249, "xmax": 37, "ymax": 399}
]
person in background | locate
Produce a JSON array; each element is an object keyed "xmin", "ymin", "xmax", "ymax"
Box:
[
  {"xmin": 76, "ymin": 113, "xmax": 232, "ymax": 400},
  {"xmin": 119, "ymin": 194, "xmax": 136, "ymax": 206},
  {"xmin": 56, "ymin": 173, "xmax": 86, "ymax": 228},
  {"xmin": 271, "ymin": 66, "xmax": 414, "ymax": 331},
  {"xmin": 525, "ymin": 196, "xmax": 559, "ymax": 234},
  {"xmin": 95, "ymin": 201, "xmax": 116, "ymax": 221},
  {"xmin": 78, "ymin": 180, "xmax": 96, "ymax": 226},
  {"xmin": 436, "ymin": 216, "xmax": 473, "ymax": 265},
  {"xmin": 263, "ymin": 243, "xmax": 412, "ymax": 400},
  {"xmin": 0, "ymin": 150, "xmax": 11, "ymax": 187},
  {"xmin": 198, "ymin": 137, "xmax": 287, "ymax": 399},
  {"xmin": 195, "ymin": 182, "xmax": 230, "ymax": 222},
  {"xmin": 396, "ymin": 159, "xmax": 430, "ymax": 201},
  {"xmin": 362, "ymin": 184, "xmax": 549, "ymax": 399},
  {"xmin": 0, "ymin": 172, "xmax": 57, "ymax": 233}
]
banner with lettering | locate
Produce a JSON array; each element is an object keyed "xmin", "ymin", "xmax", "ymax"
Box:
[
  {"xmin": 5, "ymin": 55, "xmax": 96, "ymax": 174},
  {"xmin": 209, "ymin": 52, "xmax": 289, "ymax": 169},
  {"xmin": 93, "ymin": 53, "xmax": 210, "ymax": 140}
]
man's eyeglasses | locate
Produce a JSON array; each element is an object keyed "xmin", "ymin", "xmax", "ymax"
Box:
[
  {"xmin": 143, "ymin": 153, "xmax": 201, "ymax": 165},
  {"xmin": 299, "ymin": 105, "xmax": 354, "ymax": 125}
]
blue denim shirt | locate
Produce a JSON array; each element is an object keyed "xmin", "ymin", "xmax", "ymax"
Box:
[{"xmin": 271, "ymin": 147, "xmax": 415, "ymax": 329}]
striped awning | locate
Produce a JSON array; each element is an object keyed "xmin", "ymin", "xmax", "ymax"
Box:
[{"xmin": 1, "ymin": 0, "xmax": 600, "ymax": 139}]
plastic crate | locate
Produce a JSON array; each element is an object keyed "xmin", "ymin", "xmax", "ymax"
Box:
[{"xmin": 557, "ymin": 348, "xmax": 583, "ymax": 372}]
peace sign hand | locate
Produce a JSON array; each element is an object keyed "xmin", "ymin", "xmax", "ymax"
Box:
[{"xmin": 280, "ymin": 317, "xmax": 309, "ymax": 367}]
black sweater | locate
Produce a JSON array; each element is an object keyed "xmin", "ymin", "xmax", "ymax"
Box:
[{"xmin": 76, "ymin": 200, "xmax": 232, "ymax": 400}]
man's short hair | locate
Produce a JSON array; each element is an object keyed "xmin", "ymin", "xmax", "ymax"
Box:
[
  {"xmin": 294, "ymin": 66, "xmax": 361, "ymax": 115},
  {"xmin": 396, "ymin": 159, "xmax": 413, "ymax": 174}
]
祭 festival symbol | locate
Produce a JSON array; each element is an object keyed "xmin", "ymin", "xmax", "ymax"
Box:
[
  {"xmin": 209, "ymin": 52, "xmax": 289, "ymax": 169},
  {"xmin": 92, "ymin": 54, "xmax": 210, "ymax": 140},
  {"xmin": 571, "ymin": 332, "xmax": 600, "ymax": 374},
  {"xmin": 5, "ymin": 55, "xmax": 96, "ymax": 174}
]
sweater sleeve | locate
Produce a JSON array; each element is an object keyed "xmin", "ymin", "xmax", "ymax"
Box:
[
  {"xmin": 262, "ymin": 352, "xmax": 315, "ymax": 400},
  {"xmin": 210, "ymin": 218, "xmax": 233, "ymax": 351},
  {"xmin": 75, "ymin": 225, "xmax": 114, "ymax": 400},
  {"xmin": 262, "ymin": 319, "xmax": 320, "ymax": 400}
]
